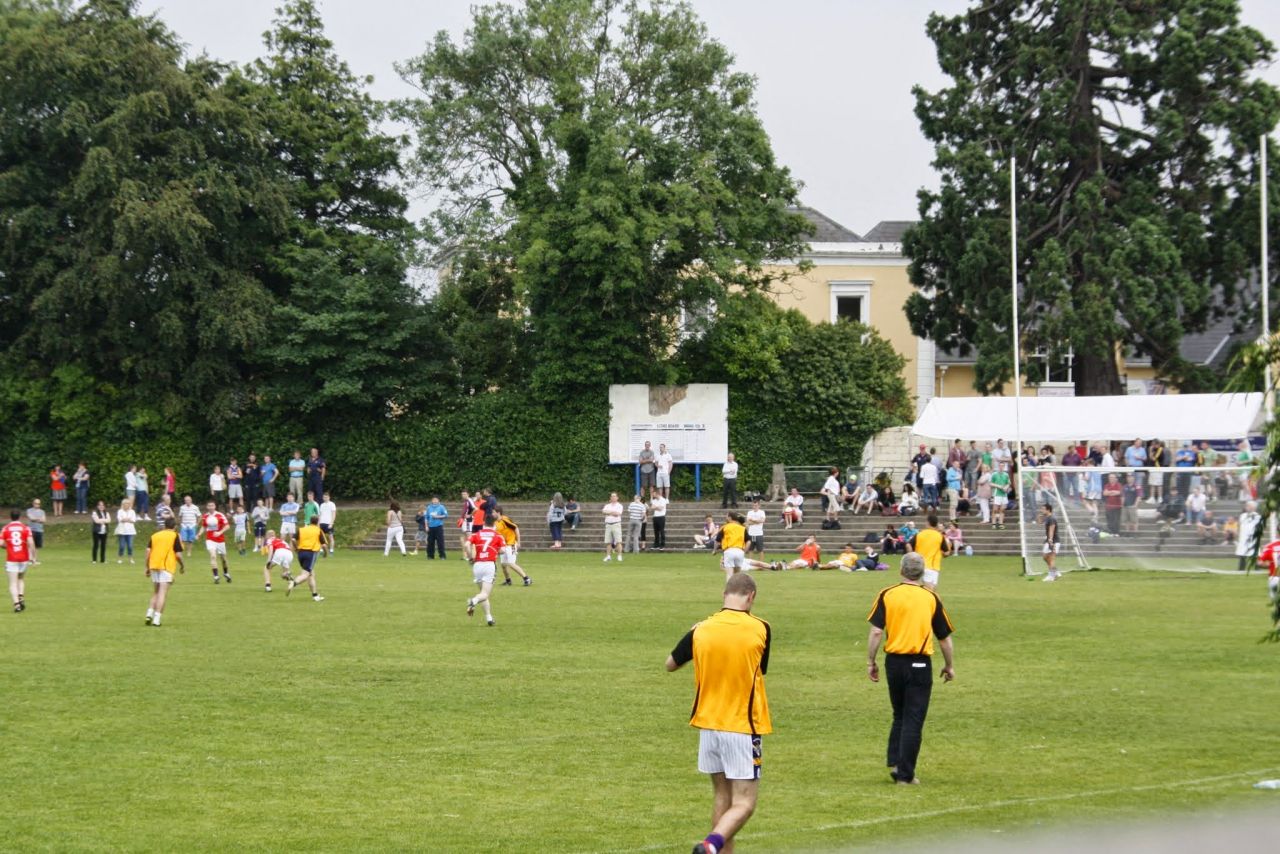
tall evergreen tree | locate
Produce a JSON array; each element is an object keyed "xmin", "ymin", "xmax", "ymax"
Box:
[
  {"xmin": 244, "ymin": 0, "xmax": 446, "ymax": 423},
  {"xmin": 401, "ymin": 0, "xmax": 810, "ymax": 398},
  {"xmin": 904, "ymin": 0, "xmax": 1280, "ymax": 395}
]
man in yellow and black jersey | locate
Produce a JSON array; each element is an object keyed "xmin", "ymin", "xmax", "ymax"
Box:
[
  {"xmin": 714, "ymin": 512, "xmax": 775, "ymax": 579},
  {"xmin": 493, "ymin": 507, "xmax": 531, "ymax": 586},
  {"xmin": 907, "ymin": 514, "xmax": 950, "ymax": 591},
  {"xmin": 143, "ymin": 518, "xmax": 185, "ymax": 627},
  {"xmin": 287, "ymin": 521, "xmax": 325, "ymax": 602},
  {"xmin": 666, "ymin": 573, "xmax": 771, "ymax": 854},
  {"xmin": 866, "ymin": 552, "xmax": 955, "ymax": 785}
]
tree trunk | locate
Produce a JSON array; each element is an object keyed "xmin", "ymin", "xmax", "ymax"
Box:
[{"xmin": 1073, "ymin": 349, "xmax": 1124, "ymax": 396}]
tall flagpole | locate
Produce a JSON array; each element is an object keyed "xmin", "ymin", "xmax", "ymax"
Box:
[{"xmin": 1011, "ymin": 156, "xmax": 1030, "ymax": 576}]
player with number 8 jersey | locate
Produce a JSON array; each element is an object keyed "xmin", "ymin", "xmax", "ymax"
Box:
[{"xmin": 4, "ymin": 510, "xmax": 37, "ymax": 613}]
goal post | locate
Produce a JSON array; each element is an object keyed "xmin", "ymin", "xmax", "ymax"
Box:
[{"xmin": 1019, "ymin": 465, "xmax": 1262, "ymax": 575}]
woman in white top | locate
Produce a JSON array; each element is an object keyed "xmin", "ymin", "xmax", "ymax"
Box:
[
  {"xmin": 897, "ymin": 484, "xmax": 921, "ymax": 516},
  {"xmin": 115, "ymin": 498, "xmax": 138, "ymax": 564},
  {"xmin": 782, "ymin": 488, "xmax": 804, "ymax": 528},
  {"xmin": 547, "ymin": 493, "xmax": 567, "ymax": 549},
  {"xmin": 384, "ymin": 501, "xmax": 406, "ymax": 556},
  {"xmin": 91, "ymin": 500, "xmax": 111, "ymax": 564}
]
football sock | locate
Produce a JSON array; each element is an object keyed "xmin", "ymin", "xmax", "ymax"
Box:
[{"xmin": 705, "ymin": 833, "xmax": 725, "ymax": 852}]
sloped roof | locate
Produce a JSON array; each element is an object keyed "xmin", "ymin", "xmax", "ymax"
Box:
[
  {"xmin": 861, "ymin": 220, "xmax": 915, "ymax": 243},
  {"xmin": 791, "ymin": 206, "xmax": 861, "ymax": 242}
]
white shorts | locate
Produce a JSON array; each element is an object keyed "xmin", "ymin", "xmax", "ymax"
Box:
[
  {"xmin": 205, "ymin": 540, "xmax": 227, "ymax": 556},
  {"xmin": 697, "ymin": 729, "xmax": 761, "ymax": 780},
  {"xmin": 5, "ymin": 561, "xmax": 29, "ymax": 574},
  {"xmin": 604, "ymin": 522, "xmax": 622, "ymax": 545},
  {"xmin": 922, "ymin": 568, "xmax": 940, "ymax": 587},
  {"xmin": 472, "ymin": 560, "xmax": 496, "ymax": 585},
  {"xmin": 499, "ymin": 546, "xmax": 518, "ymax": 565},
  {"xmin": 656, "ymin": 471, "xmax": 671, "ymax": 488},
  {"xmin": 271, "ymin": 551, "xmax": 294, "ymax": 570},
  {"xmin": 149, "ymin": 570, "xmax": 174, "ymax": 584},
  {"xmin": 228, "ymin": 485, "xmax": 243, "ymax": 499},
  {"xmin": 1042, "ymin": 542, "xmax": 1061, "ymax": 555},
  {"xmin": 722, "ymin": 547, "xmax": 746, "ymax": 570},
  {"xmin": 281, "ymin": 522, "xmax": 297, "ymax": 535},
  {"xmin": 992, "ymin": 495, "xmax": 1008, "ymax": 507}
]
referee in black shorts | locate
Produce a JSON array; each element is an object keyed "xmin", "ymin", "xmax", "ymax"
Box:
[{"xmin": 866, "ymin": 552, "xmax": 955, "ymax": 785}]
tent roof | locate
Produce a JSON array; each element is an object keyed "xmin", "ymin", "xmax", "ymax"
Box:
[{"xmin": 911, "ymin": 393, "xmax": 1264, "ymax": 442}]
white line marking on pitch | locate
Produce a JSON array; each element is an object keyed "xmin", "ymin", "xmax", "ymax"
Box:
[{"xmin": 605, "ymin": 767, "xmax": 1280, "ymax": 853}]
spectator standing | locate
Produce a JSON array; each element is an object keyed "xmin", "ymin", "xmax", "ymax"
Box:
[
  {"xmin": 116, "ymin": 498, "xmax": 138, "ymax": 564},
  {"xmin": 991, "ymin": 439, "xmax": 1012, "ymax": 472},
  {"xmin": 73, "ymin": 462, "xmax": 90, "ymax": 514},
  {"xmin": 154, "ymin": 494, "xmax": 175, "ymax": 529},
  {"xmin": 745, "ymin": 499, "xmax": 766, "ymax": 554},
  {"xmin": 910, "ymin": 444, "xmax": 931, "ymax": 488},
  {"xmin": 975, "ymin": 465, "xmax": 992, "ymax": 524},
  {"xmin": 243, "ymin": 454, "xmax": 261, "ymax": 509},
  {"xmin": 162, "ymin": 466, "xmax": 176, "ymax": 503},
  {"xmin": 1147, "ymin": 440, "xmax": 1166, "ymax": 504},
  {"xmin": 947, "ymin": 439, "xmax": 966, "ymax": 478},
  {"xmin": 943, "ymin": 462, "xmax": 963, "ymax": 521},
  {"xmin": 48, "ymin": 465, "xmax": 67, "ymax": 517},
  {"xmin": 637, "ymin": 441, "xmax": 657, "ymax": 497},
  {"xmin": 208, "ymin": 465, "xmax": 226, "ymax": 507},
  {"xmin": 91, "ymin": 500, "xmax": 110, "ymax": 564},
  {"xmin": 384, "ymin": 502, "xmax": 406, "ymax": 557},
  {"xmin": 288, "ymin": 451, "xmax": 306, "ymax": 506},
  {"xmin": 721, "ymin": 452, "xmax": 739, "ymax": 508},
  {"xmin": 177, "ymin": 495, "xmax": 200, "ymax": 558},
  {"xmin": 251, "ymin": 500, "xmax": 270, "ymax": 553},
  {"xmin": 260, "ymin": 455, "xmax": 278, "ymax": 510},
  {"xmin": 1123, "ymin": 439, "xmax": 1147, "ymax": 496},
  {"xmin": 124, "ymin": 465, "xmax": 138, "ymax": 505},
  {"xmin": 655, "ymin": 443, "xmax": 674, "ymax": 499},
  {"xmin": 602, "ymin": 492, "xmax": 624, "ymax": 562},
  {"xmin": 964, "ymin": 441, "xmax": 983, "ymax": 494},
  {"xmin": 1080, "ymin": 459, "xmax": 1102, "ymax": 523},
  {"xmin": 822, "ymin": 467, "xmax": 842, "ymax": 524},
  {"xmin": 319, "ymin": 493, "xmax": 338, "ymax": 555},
  {"xmin": 1121, "ymin": 475, "xmax": 1140, "ymax": 533},
  {"xmin": 412, "ymin": 504, "xmax": 429, "ymax": 556},
  {"xmin": 866, "ymin": 552, "xmax": 956, "ymax": 786},
  {"xmin": 135, "ymin": 467, "xmax": 151, "ymax": 520},
  {"xmin": 426, "ymin": 495, "xmax": 448, "ymax": 559},
  {"xmin": 918, "ymin": 457, "xmax": 940, "ymax": 511},
  {"xmin": 26, "ymin": 499, "xmax": 46, "ymax": 553},
  {"xmin": 227, "ymin": 459, "xmax": 243, "ymax": 507},
  {"xmin": 626, "ymin": 494, "xmax": 647, "ymax": 554},
  {"xmin": 651, "ymin": 491, "xmax": 669, "ymax": 551},
  {"xmin": 1060, "ymin": 445, "xmax": 1082, "ymax": 500},
  {"xmin": 547, "ymin": 493, "xmax": 567, "ymax": 550},
  {"xmin": 990, "ymin": 464, "xmax": 1010, "ymax": 529},
  {"xmin": 1102, "ymin": 474, "xmax": 1124, "ymax": 535},
  {"xmin": 307, "ymin": 447, "xmax": 326, "ymax": 504}
]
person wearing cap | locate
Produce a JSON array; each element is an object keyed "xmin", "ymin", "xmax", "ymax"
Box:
[{"xmin": 866, "ymin": 552, "xmax": 955, "ymax": 785}]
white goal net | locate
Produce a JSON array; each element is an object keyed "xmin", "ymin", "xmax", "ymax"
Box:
[{"xmin": 1022, "ymin": 465, "xmax": 1264, "ymax": 575}]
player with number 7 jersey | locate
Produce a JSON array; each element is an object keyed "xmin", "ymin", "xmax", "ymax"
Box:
[
  {"xmin": 464, "ymin": 523, "xmax": 504, "ymax": 626},
  {"xmin": 4, "ymin": 510, "xmax": 37, "ymax": 613}
]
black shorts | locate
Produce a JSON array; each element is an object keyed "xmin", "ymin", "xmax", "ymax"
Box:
[
  {"xmin": 748, "ymin": 535, "xmax": 764, "ymax": 552},
  {"xmin": 254, "ymin": 522, "xmax": 267, "ymax": 537},
  {"xmin": 319, "ymin": 523, "xmax": 332, "ymax": 534},
  {"xmin": 299, "ymin": 550, "xmax": 319, "ymax": 572},
  {"xmin": 471, "ymin": 524, "xmax": 483, "ymax": 534}
]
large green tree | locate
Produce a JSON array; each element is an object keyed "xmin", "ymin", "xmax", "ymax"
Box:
[
  {"xmin": 400, "ymin": 0, "xmax": 810, "ymax": 397},
  {"xmin": 904, "ymin": 0, "xmax": 1280, "ymax": 395},
  {"xmin": 0, "ymin": 0, "xmax": 287, "ymax": 421},
  {"xmin": 242, "ymin": 0, "xmax": 448, "ymax": 424}
]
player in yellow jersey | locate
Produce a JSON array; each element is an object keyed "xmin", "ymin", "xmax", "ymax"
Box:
[
  {"xmin": 666, "ymin": 573, "xmax": 771, "ymax": 854},
  {"xmin": 715, "ymin": 513, "xmax": 775, "ymax": 578},
  {"xmin": 143, "ymin": 519, "xmax": 185, "ymax": 627},
  {"xmin": 287, "ymin": 520, "xmax": 325, "ymax": 601},
  {"xmin": 493, "ymin": 507, "xmax": 531, "ymax": 587},
  {"xmin": 907, "ymin": 514, "xmax": 950, "ymax": 590}
]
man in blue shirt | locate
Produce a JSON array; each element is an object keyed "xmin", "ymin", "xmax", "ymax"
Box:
[
  {"xmin": 426, "ymin": 495, "xmax": 449, "ymax": 560},
  {"xmin": 1174, "ymin": 441, "xmax": 1197, "ymax": 502},
  {"xmin": 278, "ymin": 494, "xmax": 301, "ymax": 548},
  {"xmin": 260, "ymin": 455, "xmax": 279, "ymax": 511}
]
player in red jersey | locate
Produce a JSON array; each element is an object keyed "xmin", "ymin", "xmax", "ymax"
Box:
[
  {"xmin": 262, "ymin": 530, "xmax": 294, "ymax": 593},
  {"xmin": 198, "ymin": 501, "xmax": 232, "ymax": 584},
  {"xmin": 464, "ymin": 520, "xmax": 503, "ymax": 626},
  {"xmin": 1257, "ymin": 539, "xmax": 1280, "ymax": 601},
  {"xmin": 4, "ymin": 510, "xmax": 37, "ymax": 613}
]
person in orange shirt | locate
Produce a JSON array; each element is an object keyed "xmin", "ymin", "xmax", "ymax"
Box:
[{"xmin": 782, "ymin": 535, "xmax": 821, "ymax": 570}]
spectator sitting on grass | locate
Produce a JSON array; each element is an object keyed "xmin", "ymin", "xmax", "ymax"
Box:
[
  {"xmin": 819, "ymin": 543, "xmax": 859, "ymax": 572},
  {"xmin": 856, "ymin": 545, "xmax": 883, "ymax": 571},
  {"xmin": 783, "ymin": 535, "xmax": 822, "ymax": 570}
]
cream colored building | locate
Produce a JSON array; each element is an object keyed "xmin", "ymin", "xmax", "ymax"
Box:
[{"xmin": 769, "ymin": 207, "xmax": 1183, "ymax": 417}]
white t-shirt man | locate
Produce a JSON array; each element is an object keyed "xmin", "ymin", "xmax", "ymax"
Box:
[
  {"xmin": 650, "ymin": 495, "xmax": 668, "ymax": 518},
  {"xmin": 1186, "ymin": 492, "xmax": 1207, "ymax": 514},
  {"xmin": 722, "ymin": 459, "xmax": 739, "ymax": 480},
  {"xmin": 919, "ymin": 461, "xmax": 939, "ymax": 486},
  {"xmin": 746, "ymin": 508, "xmax": 766, "ymax": 538},
  {"xmin": 318, "ymin": 500, "xmax": 337, "ymax": 526},
  {"xmin": 124, "ymin": 470, "xmax": 137, "ymax": 493},
  {"xmin": 602, "ymin": 501, "xmax": 623, "ymax": 525},
  {"xmin": 992, "ymin": 443, "xmax": 1012, "ymax": 466},
  {"xmin": 655, "ymin": 449, "xmax": 674, "ymax": 487},
  {"xmin": 822, "ymin": 474, "xmax": 841, "ymax": 513},
  {"xmin": 209, "ymin": 472, "xmax": 226, "ymax": 493}
]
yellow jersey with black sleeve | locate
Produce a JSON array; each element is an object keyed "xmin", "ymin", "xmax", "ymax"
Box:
[
  {"xmin": 494, "ymin": 515, "xmax": 519, "ymax": 546},
  {"xmin": 147, "ymin": 529, "xmax": 181, "ymax": 572},
  {"xmin": 669, "ymin": 609, "xmax": 772, "ymax": 735},
  {"xmin": 718, "ymin": 521, "xmax": 746, "ymax": 552},
  {"xmin": 910, "ymin": 527, "xmax": 947, "ymax": 570},
  {"xmin": 867, "ymin": 583, "xmax": 953, "ymax": 656},
  {"xmin": 296, "ymin": 524, "xmax": 324, "ymax": 552}
]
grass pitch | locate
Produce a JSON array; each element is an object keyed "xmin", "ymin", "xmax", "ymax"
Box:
[{"xmin": 2, "ymin": 540, "xmax": 1279, "ymax": 852}]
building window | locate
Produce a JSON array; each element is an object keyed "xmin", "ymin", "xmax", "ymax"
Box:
[
  {"xmin": 828, "ymin": 281, "xmax": 871, "ymax": 325},
  {"xmin": 1032, "ymin": 347, "xmax": 1074, "ymax": 384}
]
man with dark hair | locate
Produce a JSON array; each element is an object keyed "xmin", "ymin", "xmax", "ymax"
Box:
[
  {"xmin": 144, "ymin": 518, "xmax": 185, "ymax": 626},
  {"xmin": 667, "ymin": 573, "xmax": 771, "ymax": 854},
  {"xmin": 1040, "ymin": 502, "xmax": 1061, "ymax": 582},
  {"xmin": 4, "ymin": 510, "xmax": 36, "ymax": 612},
  {"xmin": 907, "ymin": 514, "xmax": 950, "ymax": 591},
  {"xmin": 866, "ymin": 553, "xmax": 955, "ymax": 785}
]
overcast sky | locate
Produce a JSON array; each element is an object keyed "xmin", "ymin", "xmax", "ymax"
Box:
[{"xmin": 137, "ymin": 0, "xmax": 1280, "ymax": 237}]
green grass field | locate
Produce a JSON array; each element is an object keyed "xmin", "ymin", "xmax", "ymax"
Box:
[{"xmin": 2, "ymin": 537, "xmax": 1279, "ymax": 852}]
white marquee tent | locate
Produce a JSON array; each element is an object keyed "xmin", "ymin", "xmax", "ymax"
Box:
[{"xmin": 911, "ymin": 393, "xmax": 1265, "ymax": 443}]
